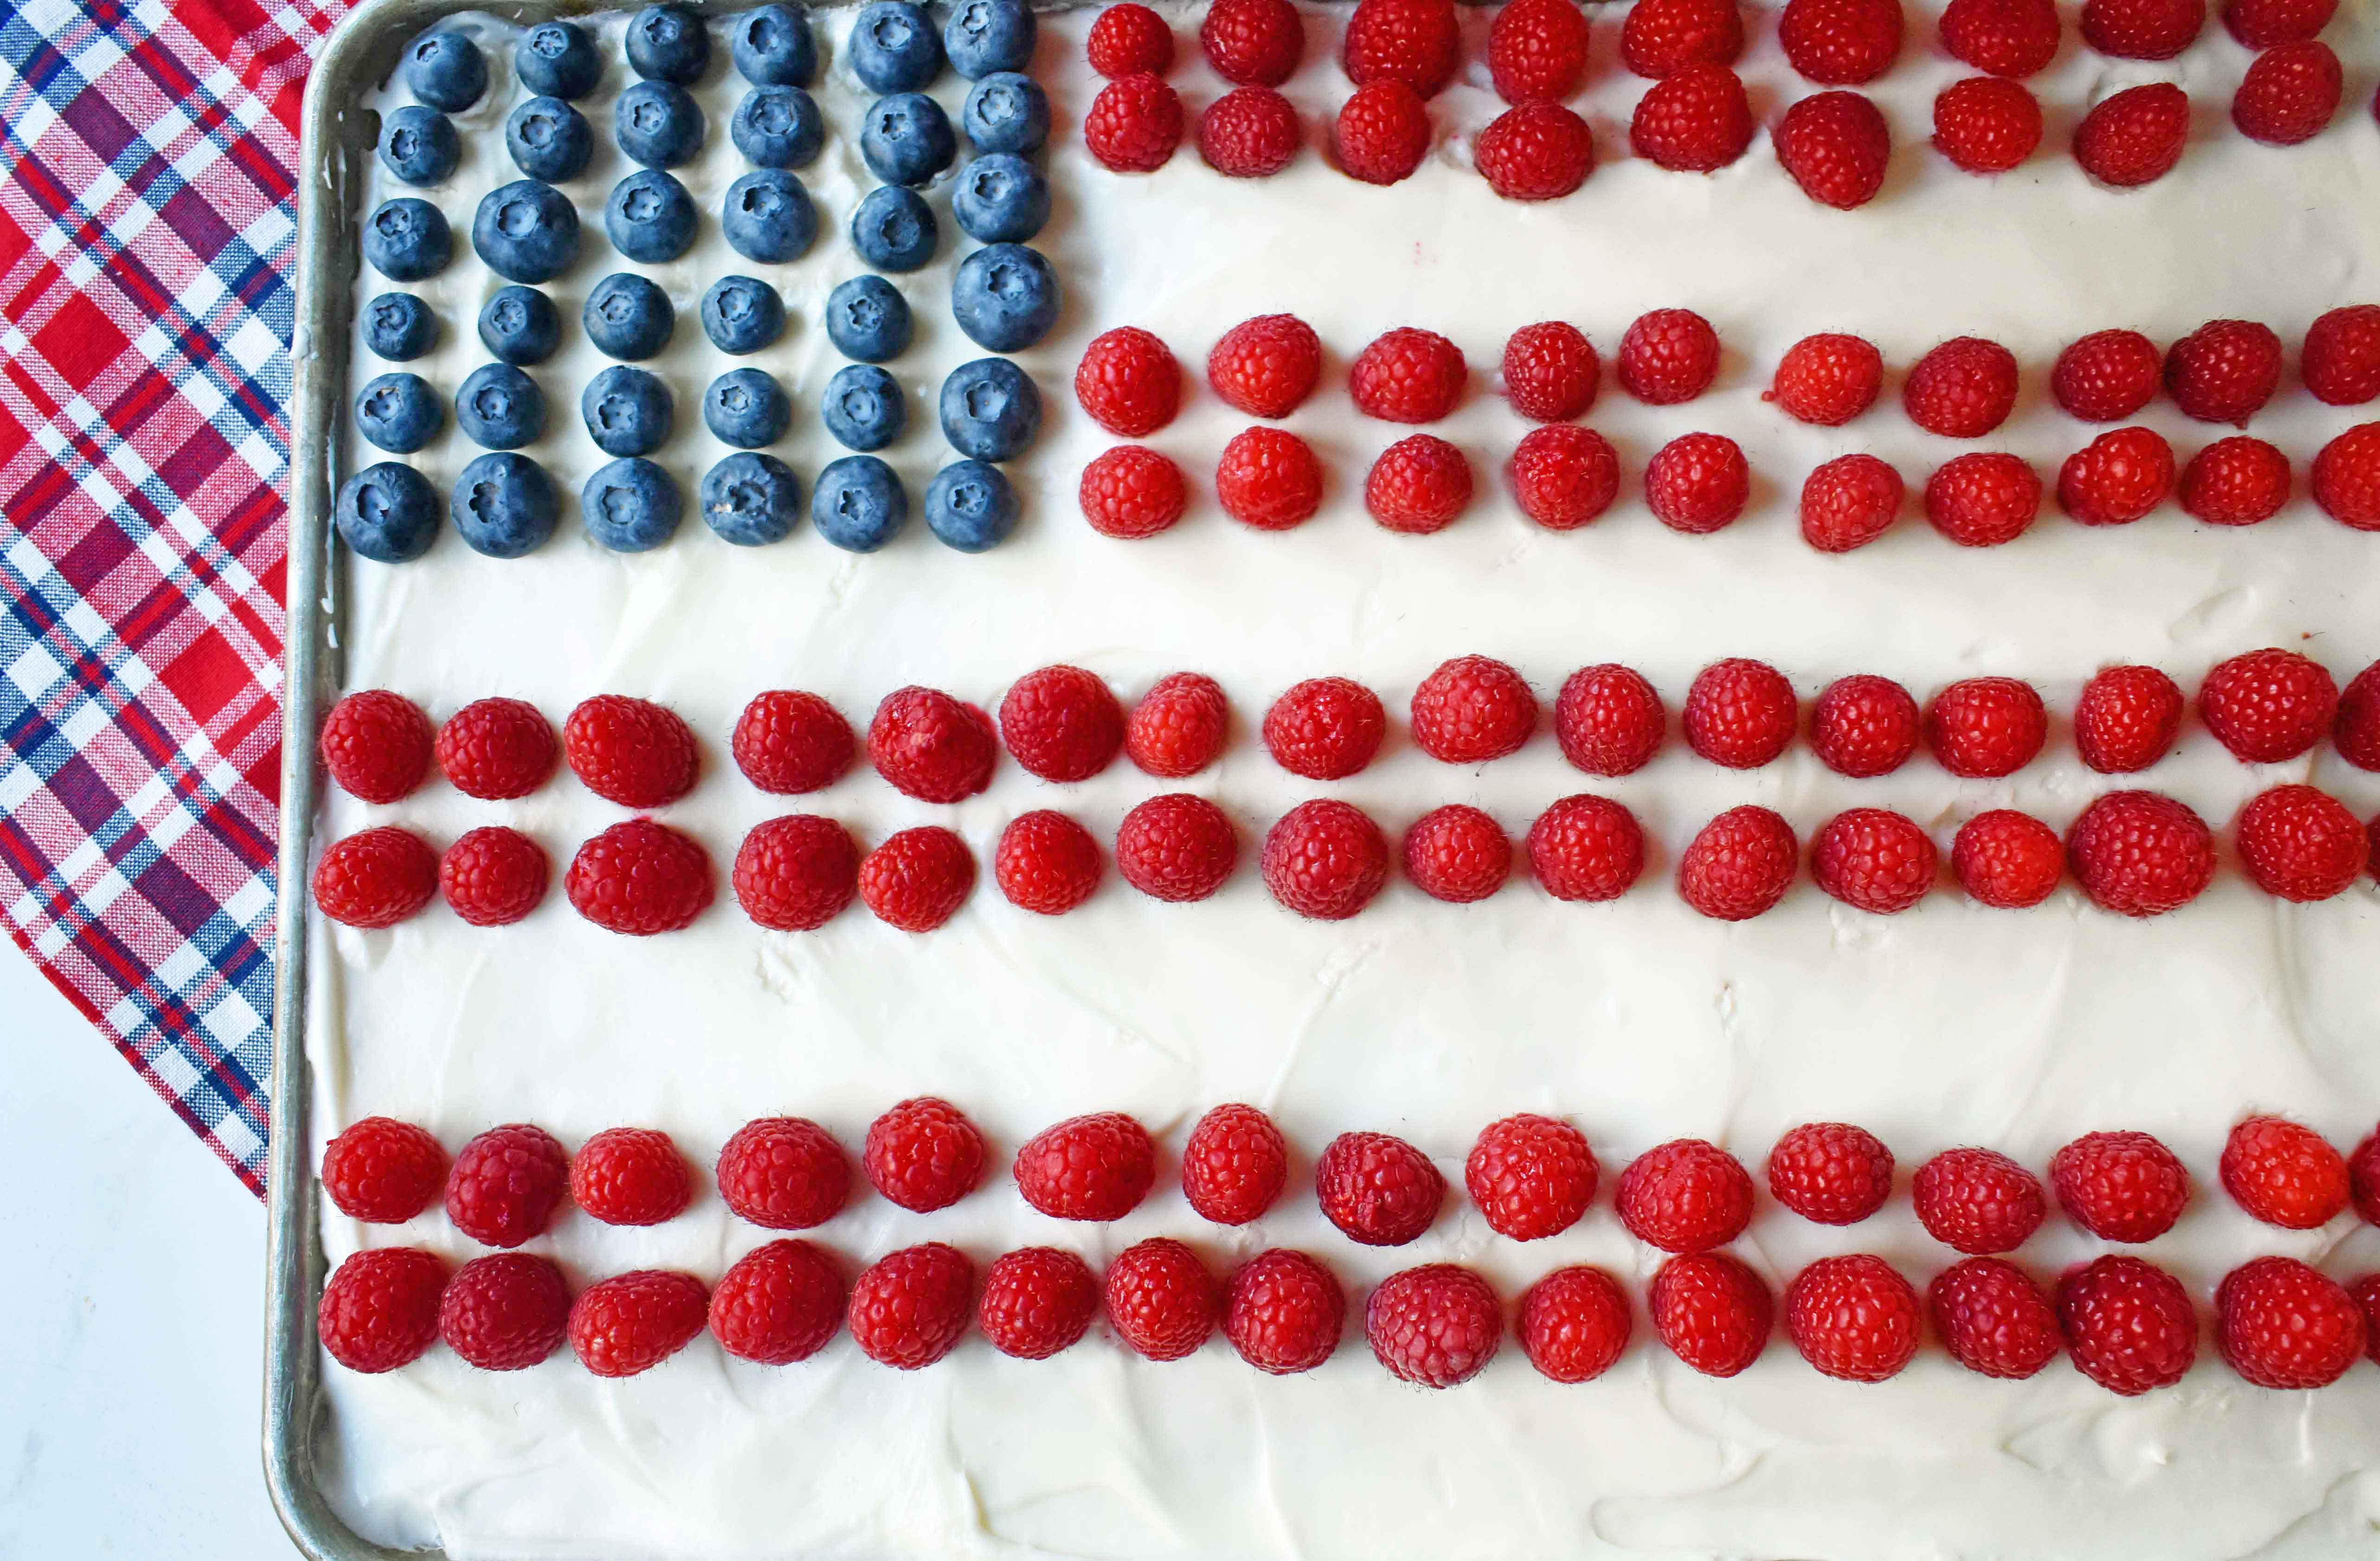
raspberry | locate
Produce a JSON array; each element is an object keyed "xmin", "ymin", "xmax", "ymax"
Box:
[
  {"xmin": 1809, "ymin": 674, "xmax": 1919, "ymax": 777},
  {"xmin": 1618, "ymin": 308, "xmax": 1721, "ymax": 404},
  {"xmin": 2074, "ymin": 664, "xmax": 2184, "ymax": 773},
  {"xmin": 1085, "ymin": 72, "xmax": 1183, "ymax": 172},
  {"xmin": 1015, "ymin": 1111, "xmax": 1157, "ymax": 1220},
  {"xmin": 2224, "ymin": 0, "xmax": 2338, "ymax": 45},
  {"xmin": 1767, "ymin": 333, "xmax": 1882, "ymax": 426},
  {"xmin": 2058, "ymin": 427, "xmax": 2175, "ymax": 524},
  {"xmin": 1476, "ymin": 102, "xmax": 1597, "ymax": 200},
  {"xmin": 1332, "ymin": 79, "xmax": 1433, "ymax": 185},
  {"xmin": 1365, "ymin": 434, "xmax": 1473, "ymax": 532},
  {"xmin": 1350, "ymin": 328, "xmax": 1466, "ymax": 424},
  {"xmin": 1265, "ymin": 677, "xmax": 1384, "ymax": 778},
  {"xmin": 731, "ymin": 690, "xmax": 853, "ymax": 795},
  {"xmin": 1912, "ymin": 1147, "xmax": 2046, "ymax": 1255},
  {"xmin": 1208, "ymin": 313, "xmax": 1323, "ymax": 418},
  {"xmin": 570, "ymin": 1127, "xmax": 692, "ymax": 1226},
  {"xmin": 1000, "ymin": 664, "xmax": 1125, "ymax": 783},
  {"xmin": 2199, "ymin": 646, "xmax": 2338, "ymax": 762},
  {"xmin": 978, "ymin": 1247, "xmax": 1099, "ymax": 1359},
  {"xmin": 710, "ymin": 1239, "xmax": 845, "ymax": 1364},
  {"xmin": 438, "ymin": 1253, "xmax": 569, "ymax": 1370},
  {"xmin": 1812, "ymin": 808, "xmax": 1937, "ymax": 914},
  {"xmin": 1555, "ymin": 664, "xmax": 1665, "ymax": 776},
  {"xmin": 320, "ymin": 689, "xmax": 433, "ymax": 803},
  {"xmin": 1618, "ymin": 1138, "xmax": 1754, "ymax": 1253},
  {"xmin": 2238, "ymin": 784, "xmax": 2368, "ymax": 901},
  {"xmin": 444, "ymin": 1124, "xmax": 567, "ymax": 1249},
  {"xmin": 2340, "ymin": 662, "xmax": 2380, "ymax": 770},
  {"xmin": 1650, "ymin": 1252, "xmax": 1772, "ymax": 1376},
  {"xmin": 1316, "ymin": 1129, "xmax": 1445, "ymax": 1245},
  {"xmin": 1924, "ymin": 451, "xmax": 2041, "ymax": 545},
  {"xmin": 1489, "ymin": 0, "xmax": 1591, "ymax": 103},
  {"xmin": 1466, "ymin": 1113, "xmax": 1599, "ymax": 1240},
  {"xmin": 2314, "ymin": 423, "xmax": 2380, "ymax": 529},
  {"xmin": 1080, "ymin": 446, "xmax": 1190, "ymax": 541},
  {"xmin": 1645, "ymin": 431, "xmax": 1750, "ymax": 535},
  {"xmin": 1519, "ymin": 1266, "xmax": 1631, "ymax": 1382},
  {"xmin": 322, "ymin": 1116, "xmax": 448, "ymax": 1224},
  {"xmin": 1183, "ymin": 1102, "xmax": 1289, "ymax": 1224},
  {"xmin": 1939, "ymin": 0, "xmax": 2061, "ymax": 75},
  {"xmin": 1527, "ymin": 794, "xmax": 1647, "ymax": 902},
  {"xmin": 2233, "ymin": 39, "xmax": 2342, "ymax": 145},
  {"xmin": 995, "ymin": 810, "xmax": 1103, "ymax": 914},
  {"xmin": 1200, "ymin": 86, "xmax": 1302, "ymax": 177},
  {"xmin": 2059, "ymin": 1255, "xmax": 2196, "ymax": 1395},
  {"xmin": 1088, "ymin": 2, "xmax": 1173, "ymax": 77},
  {"xmin": 858, "ymin": 825, "xmax": 974, "ymax": 932},
  {"xmin": 2354, "ymin": 1132, "xmax": 2380, "ymax": 1225},
  {"xmin": 569, "ymin": 1270, "xmax": 709, "ymax": 1377},
  {"xmin": 1932, "ymin": 74, "xmax": 2042, "ymax": 172},
  {"xmin": 1201, "ymin": 0, "xmax": 1303, "ymax": 85},
  {"xmin": 2357, "ymin": 1274, "xmax": 2380, "ymax": 1360},
  {"xmin": 1951, "ymin": 809, "xmax": 2064, "ymax": 906},
  {"xmin": 1926, "ymin": 675, "xmax": 2047, "ymax": 777},
  {"xmin": 2081, "ymin": 0, "xmax": 2207, "ymax": 57},
  {"xmin": 1621, "ymin": 0, "xmax": 1746, "ymax": 77},
  {"xmin": 1104, "ymin": 1238, "xmax": 1220, "ymax": 1360},
  {"xmin": 2165, "ymin": 319, "xmax": 2284, "ymax": 426},
  {"xmin": 1225, "ymin": 1249, "xmax": 1346, "ymax": 1373},
  {"xmin": 2224, "ymin": 1114, "xmax": 2351, "ymax": 1228},
  {"xmin": 2051, "ymin": 331, "xmax": 2162, "ymax": 424},
  {"xmin": 1904, "ymin": 337, "xmax": 2018, "ymax": 438},
  {"xmin": 1630, "ymin": 64, "xmax": 1756, "ymax": 172},
  {"xmin": 1510, "ymin": 425, "xmax": 1621, "ymax": 529},
  {"xmin": 1366, "ymin": 1264, "xmax": 1502, "ymax": 1387},
  {"xmin": 1786, "ymin": 1254, "xmax": 1921, "ymax": 1382},
  {"xmin": 1928, "ymin": 1257, "xmax": 2060, "ymax": 1379},
  {"xmin": 848, "ymin": 1243, "xmax": 973, "ymax": 1369},
  {"xmin": 319, "ymin": 1247, "xmax": 447, "ymax": 1373},
  {"xmin": 1126, "ymin": 671, "xmax": 1229, "ymax": 778},
  {"xmin": 1490, "ymin": 325, "xmax": 1599, "ymax": 426},
  {"xmin": 1263, "ymin": 798, "xmax": 1390, "ymax": 919},
  {"xmin": 2050, "ymin": 1129, "xmax": 2190, "ymax": 1242},
  {"xmin": 2304, "ymin": 304, "xmax": 2380, "ymax": 407},
  {"xmin": 564, "ymin": 694, "xmax": 697, "ymax": 809},
  {"xmin": 864, "ymin": 1098, "xmax": 987, "ymax": 1212},
  {"xmin": 1411, "ymin": 654, "xmax": 1537, "ymax": 763},
  {"xmin": 717, "ymin": 1116, "xmax": 850, "ymax": 1230},
  {"xmin": 313, "ymin": 826, "xmax": 439, "ymax": 930},
  {"xmin": 2067, "ymin": 790, "xmax": 2214, "ymax": 915},
  {"xmin": 566, "ymin": 818, "xmax": 713, "ymax": 935},
  {"xmin": 1766, "ymin": 1121, "xmax": 1894, "ymax": 1225},
  {"xmin": 2074, "ymin": 82, "xmax": 2189, "ymax": 188},
  {"xmin": 2181, "ymin": 436, "xmax": 2291, "ymax": 525},
  {"xmin": 732, "ymin": 814, "xmax": 858, "ymax": 930},
  {"xmin": 1216, "ymin": 426, "xmax": 1325, "ymax": 529},
  {"xmin": 869, "ymin": 686, "xmax": 997, "ymax": 803},
  {"xmin": 1683, "ymin": 657, "xmax": 1795, "ymax": 769},
  {"xmin": 1773, "ymin": 90, "xmax": 1891, "ymax": 209},
  {"xmin": 1115, "ymin": 792, "xmax": 1239, "ymax": 900},
  {"xmin": 1407, "ymin": 802, "xmax": 1516, "ymax": 904},
  {"xmin": 1779, "ymin": 0, "xmax": 1903, "ymax": 83},
  {"xmin": 2219, "ymin": 1256, "xmax": 2367, "ymax": 1389},
  {"xmin": 435, "ymin": 696, "xmax": 558, "ymax": 800},
  {"xmin": 1678, "ymin": 805, "xmax": 1798, "ymax": 920},
  {"xmin": 1342, "ymin": 0, "xmax": 1463, "ymax": 97},
  {"xmin": 1074, "ymin": 327, "xmax": 1181, "ymax": 438},
  {"xmin": 1799, "ymin": 453, "xmax": 1904, "ymax": 553}
]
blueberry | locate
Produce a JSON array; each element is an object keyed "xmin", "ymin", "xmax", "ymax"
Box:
[
  {"xmin": 821, "ymin": 364, "xmax": 905, "ymax": 452},
  {"xmin": 720, "ymin": 169, "xmax": 817, "ymax": 262},
  {"xmin": 582, "ymin": 457, "xmax": 683, "ymax": 552},
  {"xmin": 701, "ymin": 275, "xmax": 785, "ymax": 355},
  {"xmin": 583, "ymin": 272, "xmax": 675, "ymax": 360},
  {"xmin": 952, "ymin": 153, "xmax": 1049, "ymax": 242},
  {"xmin": 363, "ymin": 198, "xmax": 450, "ymax": 281},
  {"xmin": 626, "ymin": 5, "xmax": 710, "ymax": 84},
  {"xmin": 606, "ymin": 170, "xmax": 697, "ymax": 262},
  {"xmin": 810, "ymin": 455, "xmax": 908, "ymax": 551},
  {"xmin": 404, "ymin": 30, "xmax": 485, "ymax": 112},
  {"xmin": 861, "ymin": 93, "xmax": 956, "ymax": 187},
  {"xmin": 944, "ymin": 0, "xmax": 1036, "ymax": 79},
  {"xmin": 730, "ymin": 86, "xmax": 824, "ymax": 168},
  {"xmin": 477, "ymin": 286, "xmax": 559, "ymax": 365},
  {"xmin": 451, "ymin": 452, "xmax": 559, "ymax": 558},
  {"xmin": 336, "ymin": 462, "xmax": 441, "ymax": 562},
  {"xmin": 456, "ymin": 363, "xmax": 545, "ymax": 449},
  {"xmin": 356, "ymin": 371, "xmax": 443, "ymax": 453},
  {"xmin": 704, "ymin": 368, "xmax": 790, "ymax": 447},
  {"xmin": 925, "ymin": 459, "xmax": 1019, "ymax": 551},
  {"xmin": 825, "ymin": 275, "xmax": 913, "ymax": 363},
  {"xmin": 506, "ymin": 96, "xmax": 592, "ymax": 182},
  {"xmin": 582, "ymin": 365, "xmax": 673, "ymax": 457},
  {"xmin": 963, "ymin": 72, "xmax": 1049, "ymax": 155},
  {"xmin": 849, "ymin": 185, "xmax": 936, "ymax": 272},
  {"xmin": 938, "ymin": 357, "xmax": 1040, "ymax": 460},
  {"xmin": 472, "ymin": 180, "xmax": 579, "ymax": 284},
  {"xmin": 730, "ymin": 4, "xmax": 816, "ymax": 85},
  {"xmin": 364, "ymin": 292, "xmax": 437, "ymax": 360},
  {"xmin": 700, "ymin": 452, "xmax": 802, "ymax": 545},
  {"xmin": 951, "ymin": 242, "xmax": 1059, "ymax": 351},
  {"xmin": 849, "ymin": 1, "xmax": 942, "ymax": 92},
  {"xmin": 615, "ymin": 80, "xmax": 705, "ymax": 168},
  {"xmin": 378, "ymin": 105, "xmax": 459, "ymax": 185},
  {"xmin": 517, "ymin": 21, "xmax": 601, "ymax": 100}
]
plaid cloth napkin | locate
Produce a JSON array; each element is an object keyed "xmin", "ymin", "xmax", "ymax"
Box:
[{"xmin": 0, "ymin": 0, "xmax": 347, "ymax": 1195}]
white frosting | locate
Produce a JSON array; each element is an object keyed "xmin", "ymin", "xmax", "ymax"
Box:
[{"xmin": 316, "ymin": 3, "xmax": 2380, "ymax": 1558}]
